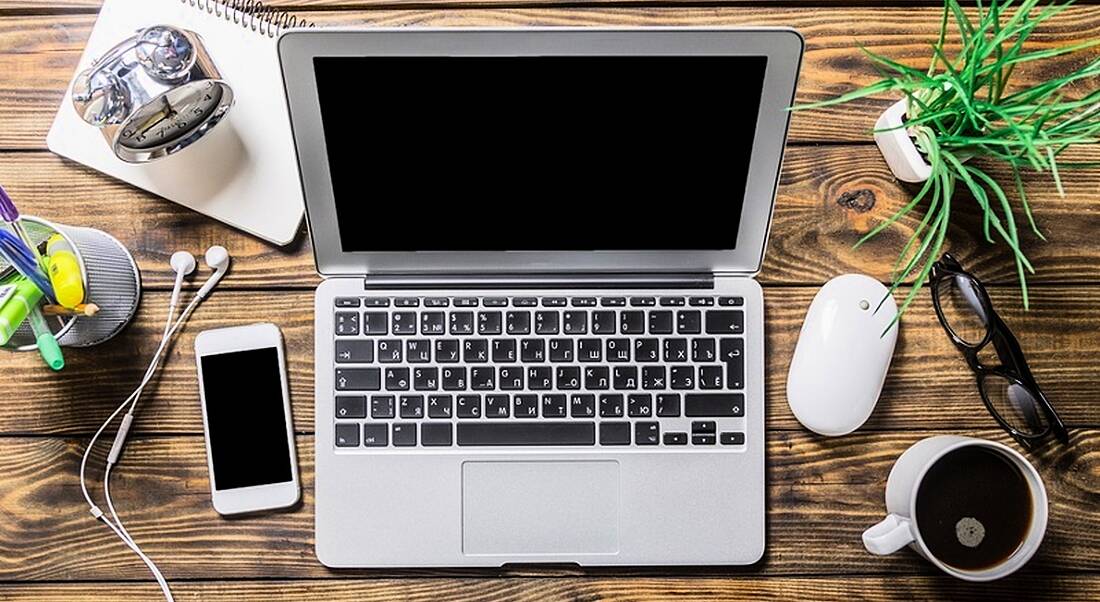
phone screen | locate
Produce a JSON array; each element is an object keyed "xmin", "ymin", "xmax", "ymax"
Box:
[{"xmin": 200, "ymin": 347, "xmax": 293, "ymax": 490}]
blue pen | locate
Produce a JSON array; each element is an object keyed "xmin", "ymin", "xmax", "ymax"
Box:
[
  {"xmin": 0, "ymin": 184, "xmax": 47, "ymax": 271},
  {"xmin": 0, "ymin": 230, "xmax": 56, "ymax": 303}
]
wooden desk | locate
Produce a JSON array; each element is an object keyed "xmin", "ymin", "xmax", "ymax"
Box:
[{"xmin": 2, "ymin": 1, "xmax": 1098, "ymax": 599}]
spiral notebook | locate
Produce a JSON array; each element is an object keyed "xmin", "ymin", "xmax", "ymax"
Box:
[{"xmin": 47, "ymin": 0, "xmax": 311, "ymax": 246}]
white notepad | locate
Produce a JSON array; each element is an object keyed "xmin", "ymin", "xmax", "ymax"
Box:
[{"xmin": 47, "ymin": 0, "xmax": 306, "ymax": 246}]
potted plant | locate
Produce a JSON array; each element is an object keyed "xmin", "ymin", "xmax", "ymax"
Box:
[{"xmin": 795, "ymin": 0, "xmax": 1100, "ymax": 319}]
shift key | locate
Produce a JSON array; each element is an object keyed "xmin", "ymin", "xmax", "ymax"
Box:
[
  {"xmin": 336, "ymin": 368, "xmax": 381, "ymax": 391},
  {"xmin": 685, "ymin": 393, "xmax": 744, "ymax": 417}
]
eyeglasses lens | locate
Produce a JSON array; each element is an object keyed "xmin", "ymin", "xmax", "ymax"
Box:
[
  {"xmin": 938, "ymin": 274, "xmax": 990, "ymax": 346},
  {"xmin": 981, "ymin": 373, "xmax": 1048, "ymax": 436}
]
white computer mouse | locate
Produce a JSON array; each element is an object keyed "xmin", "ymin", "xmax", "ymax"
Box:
[{"xmin": 786, "ymin": 274, "xmax": 899, "ymax": 436}]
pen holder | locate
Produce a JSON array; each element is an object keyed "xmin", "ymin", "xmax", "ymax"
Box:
[{"xmin": 0, "ymin": 217, "xmax": 140, "ymax": 352}]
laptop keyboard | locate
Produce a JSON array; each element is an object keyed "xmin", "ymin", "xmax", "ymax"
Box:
[{"xmin": 331, "ymin": 295, "xmax": 747, "ymax": 449}]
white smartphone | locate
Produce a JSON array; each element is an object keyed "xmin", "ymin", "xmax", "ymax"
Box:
[{"xmin": 194, "ymin": 323, "xmax": 300, "ymax": 515}]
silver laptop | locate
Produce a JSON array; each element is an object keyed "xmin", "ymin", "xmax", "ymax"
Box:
[{"xmin": 279, "ymin": 27, "xmax": 802, "ymax": 567}]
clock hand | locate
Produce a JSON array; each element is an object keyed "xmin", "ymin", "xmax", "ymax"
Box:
[{"xmin": 137, "ymin": 100, "xmax": 178, "ymax": 137}]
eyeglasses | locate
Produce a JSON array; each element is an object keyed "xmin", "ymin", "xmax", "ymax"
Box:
[{"xmin": 930, "ymin": 253, "xmax": 1068, "ymax": 449}]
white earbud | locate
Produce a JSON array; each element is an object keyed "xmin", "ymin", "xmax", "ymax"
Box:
[
  {"xmin": 169, "ymin": 251, "xmax": 196, "ymax": 308},
  {"xmin": 196, "ymin": 245, "xmax": 230, "ymax": 300}
]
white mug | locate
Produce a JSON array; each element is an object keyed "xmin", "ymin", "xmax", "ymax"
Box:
[{"xmin": 862, "ymin": 435, "xmax": 1048, "ymax": 581}]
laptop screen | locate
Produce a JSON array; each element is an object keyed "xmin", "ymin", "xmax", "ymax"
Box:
[{"xmin": 314, "ymin": 55, "xmax": 767, "ymax": 253}]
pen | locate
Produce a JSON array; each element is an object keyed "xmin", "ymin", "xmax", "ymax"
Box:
[
  {"xmin": 27, "ymin": 305, "xmax": 64, "ymax": 370},
  {"xmin": 0, "ymin": 183, "xmax": 47, "ymax": 271},
  {"xmin": 43, "ymin": 303, "xmax": 100, "ymax": 317},
  {"xmin": 0, "ymin": 230, "xmax": 56, "ymax": 303},
  {"xmin": 0, "ymin": 278, "xmax": 42, "ymax": 346}
]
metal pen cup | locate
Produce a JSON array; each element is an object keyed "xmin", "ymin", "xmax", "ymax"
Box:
[{"xmin": 0, "ymin": 217, "xmax": 140, "ymax": 351}]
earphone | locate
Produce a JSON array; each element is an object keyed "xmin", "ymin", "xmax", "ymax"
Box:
[{"xmin": 80, "ymin": 246, "xmax": 230, "ymax": 602}]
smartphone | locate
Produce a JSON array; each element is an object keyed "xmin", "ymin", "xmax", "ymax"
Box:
[{"xmin": 194, "ymin": 323, "xmax": 300, "ymax": 515}]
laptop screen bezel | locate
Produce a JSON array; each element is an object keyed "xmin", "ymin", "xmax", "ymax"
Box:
[{"xmin": 279, "ymin": 28, "xmax": 803, "ymax": 277}]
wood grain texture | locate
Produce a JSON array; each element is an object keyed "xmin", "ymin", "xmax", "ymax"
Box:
[
  {"xmin": 1, "ymin": 145, "xmax": 1098, "ymax": 289},
  {"xmin": 1, "ymin": 7, "xmax": 1098, "ymax": 149},
  {"xmin": 1, "ymin": 429, "xmax": 1097, "ymax": 581},
  {"xmin": 5, "ymin": 575, "xmax": 1100, "ymax": 602},
  {"xmin": 1, "ymin": 285, "xmax": 1097, "ymax": 436}
]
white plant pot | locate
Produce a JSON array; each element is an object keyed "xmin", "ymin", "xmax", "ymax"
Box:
[{"xmin": 874, "ymin": 98, "xmax": 933, "ymax": 183}]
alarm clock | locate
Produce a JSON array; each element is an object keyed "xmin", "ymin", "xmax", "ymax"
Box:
[{"xmin": 72, "ymin": 25, "xmax": 234, "ymax": 163}]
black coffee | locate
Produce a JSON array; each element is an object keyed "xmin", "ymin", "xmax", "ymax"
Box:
[{"xmin": 914, "ymin": 446, "xmax": 1033, "ymax": 571}]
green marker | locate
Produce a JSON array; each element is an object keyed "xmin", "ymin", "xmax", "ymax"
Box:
[
  {"xmin": 27, "ymin": 305, "xmax": 64, "ymax": 371},
  {"xmin": 0, "ymin": 278, "xmax": 42, "ymax": 346}
]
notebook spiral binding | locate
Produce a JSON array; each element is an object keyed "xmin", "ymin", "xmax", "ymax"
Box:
[{"xmin": 182, "ymin": 0, "xmax": 315, "ymax": 38}]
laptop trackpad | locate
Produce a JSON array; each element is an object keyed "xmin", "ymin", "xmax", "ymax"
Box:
[{"xmin": 462, "ymin": 461, "xmax": 620, "ymax": 556}]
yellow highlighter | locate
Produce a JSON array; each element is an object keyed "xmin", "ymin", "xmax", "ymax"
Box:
[{"xmin": 46, "ymin": 234, "xmax": 84, "ymax": 309}]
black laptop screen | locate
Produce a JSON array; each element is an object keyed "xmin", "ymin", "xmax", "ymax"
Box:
[{"xmin": 314, "ymin": 55, "xmax": 766, "ymax": 252}]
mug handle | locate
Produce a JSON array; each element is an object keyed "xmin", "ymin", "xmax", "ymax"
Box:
[{"xmin": 862, "ymin": 514, "xmax": 915, "ymax": 555}]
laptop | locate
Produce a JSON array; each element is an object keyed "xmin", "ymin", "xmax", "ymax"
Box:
[{"xmin": 279, "ymin": 27, "xmax": 803, "ymax": 567}]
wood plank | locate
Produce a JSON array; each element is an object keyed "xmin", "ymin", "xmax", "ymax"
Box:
[
  {"xmin": 1, "ymin": 285, "xmax": 1097, "ymax": 435},
  {"xmin": 2, "ymin": 144, "xmax": 1098, "ymax": 289},
  {"xmin": 10, "ymin": 0, "xmax": 1100, "ymax": 10},
  {"xmin": 5, "ymin": 575, "xmax": 1100, "ymax": 601},
  {"xmin": 1, "ymin": 429, "xmax": 1095, "ymax": 580},
  {"xmin": 1, "ymin": 7, "xmax": 1098, "ymax": 149}
]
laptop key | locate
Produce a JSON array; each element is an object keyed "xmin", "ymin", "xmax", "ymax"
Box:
[
  {"xmin": 664, "ymin": 338, "xmax": 689, "ymax": 362},
  {"xmin": 441, "ymin": 367, "xmax": 467, "ymax": 391},
  {"xmin": 571, "ymin": 394, "xmax": 596, "ymax": 417},
  {"xmin": 542, "ymin": 394, "xmax": 567, "ymax": 417},
  {"xmin": 335, "ymin": 340, "xmax": 373, "ymax": 363},
  {"xmin": 563, "ymin": 311, "xmax": 587, "ymax": 334},
  {"xmin": 520, "ymin": 338, "xmax": 545, "ymax": 362},
  {"xmin": 424, "ymin": 297, "xmax": 449, "ymax": 308},
  {"xmin": 499, "ymin": 366, "xmax": 524, "ymax": 390},
  {"xmin": 457, "ymin": 422, "xmax": 595, "ymax": 446},
  {"xmin": 721, "ymin": 432, "xmax": 746, "ymax": 445},
  {"xmin": 689, "ymin": 297, "xmax": 714, "ymax": 307},
  {"xmin": 719, "ymin": 297, "xmax": 745, "ymax": 307},
  {"xmin": 336, "ymin": 368, "xmax": 380, "ymax": 391},
  {"xmin": 664, "ymin": 432, "xmax": 688, "ymax": 445},
  {"xmin": 599, "ymin": 394, "xmax": 624, "ymax": 418},
  {"xmin": 720, "ymin": 338, "xmax": 745, "ymax": 389},
  {"xmin": 506, "ymin": 311, "xmax": 531, "ymax": 334},
  {"xmin": 527, "ymin": 366, "xmax": 553, "ymax": 390},
  {"xmin": 335, "ymin": 396, "xmax": 366, "ymax": 419},
  {"xmin": 578, "ymin": 338, "xmax": 602, "ymax": 362},
  {"xmin": 571, "ymin": 297, "xmax": 597, "ymax": 307},
  {"xmin": 371, "ymin": 395, "xmax": 395, "ymax": 419},
  {"xmin": 450, "ymin": 312, "xmax": 474, "ymax": 335},
  {"xmin": 660, "ymin": 297, "xmax": 686, "ymax": 307},
  {"xmin": 606, "ymin": 338, "xmax": 631, "ymax": 362},
  {"xmin": 428, "ymin": 395, "xmax": 453, "ymax": 418},
  {"xmin": 685, "ymin": 393, "xmax": 745, "ymax": 417},
  {"xmin": 542, "ymin": 297, "xmax": 567, "ymax": 307},
  {"xmin": 630, "ymin": 297, "xmax": 656, "ymax": 307},
  {"xmin": 613, "ymin": 366, "xmax": 638, "ymax": 390},
  {"xmin": 335, "ymin": 312, "xmax": 359, "ymax": 336},
  {"xmin": 513, "ymin": 297, "xmax": 538, "ymax": 307},
  {"xmin": 601, "ymin": 297, "xmax": 626, "ymax": 307},
  {"xmin": 549, "ymin": 339, "xmax": 574, "ymax": 362},
  {"xmin": 692, "ymin": 338, "xmax": 716, "ymax": 362},
  {"xmin": 642, "ymin": 366, "xmax": 666, "ymax": 390},
  {"xmin": 556, "ymin": 366, "xmax": 581, "ymax": 390},
  {"xmin": 635, "ymin": 422, "xmax": 660, "ymax": 445},
  {"xmin": 670, "ymin": 366, "xmax": 695, "ymax": 390},
  {"xmin": 363, "ymin": 298, "xmax": 390, "ymax": 307},
  {"xmin": 592, "ymin": 311, "xmax": 616, "ymax": 334},
  {"xmin": 620, "ymin": 311, "xmax": 645, "ymax": 334},
  {"xmin": 628, "ymin": 394, "xmax": 653, "ymax": 418},
  {"xmin": 470, "ymin": 367, "xmax": 495, "ymax": 390},
  {"xmin": 706, "ymin": 310, "xmax": 744, "ymax": 335},
  {"xmin": 485, "ymin": 395, "xmax": 510, "ymax": 418},
  {"xmin": 363, "ymin": 311, "xmax": 388, "ymax": 335},
  {"xmin": 535, "ymin": 311, "xmax": 560, "ymax": 334},
  {"xmin": 378, "ymin": 339, "xmax": 402, "ymax": 363},
  {"xmin": 700, "ymin": 366, "xmax": 723, "ymax": 390},
  {"xmin": 492, "ymin": 339, "xmax": 517, "ymax": 363},
  {"xmin": 413, "ymin": 367, "xmax": 438, "ymax": 391},
  {"xmin": 656, "ymin": 394, "xmax": 681, "ymax": 417},
  {"xmin": 692, "ymin": 434, "xmax": 717, "ymax": 446},
  {"xmin": 456, "ymin": 394, "xmax": 481, "ymax": 418},
  {"xmin": 635, "ymin": 338, "xmax": 659, "ymax": 362},
  {"xmin": 391, "ymin": 311, "xmax": 416, "ymax": 335},
  {"xmin": 514, "ymin": 394, "xmax": 539, "ymax": 418},
  {"xmin": 483, "ymin": 297, "xmax": 508, "ymax": 307},
  {"xmin": 335, "ymin": 297, "xmax": 361, "ymax": 308},
  {"xmin": 406, "ymin": 339, "xmax": 431, "ymax": 363},
  {"xmin": 478, "ymin": 311, "xmax": 502, "ymax": 335},
  {"xmin": 363, "ymin": 424, "xmax": 388, "ymax": 447},
  {"xmin": 599, "ymin": 422, "xmax": 631, "ymax": 445},
  {"xmin": 435, "ymin": 339, "xmax": 460, "ymax": 363},
  {"xmin": 463, "ymin": 339, "xmax": 488, "ymax": 363},
  {"xmin": 584, "ymin": 366, "xmax": 609, "ymax": 390},
  {"xmin": 421, "ymin": 312, "xmax": 446, "ymax": 335},
  {"xmin": 692, "ymin": 421, "xmax": 717, "ymax": 434},
  {"xmin": 454, "ymin": 297, "xmax": 479, "ymax": 307},
  {"xmin": 399, "ymin": 395, "xmax": 424, "ymax": 419},
  {"xmin": 648, "ymin": 311, "xmax": 673, "ymax": 334},
  {"xmin": 422, "ymin": 423, "xmax": 453, "ymax": 446},
  {"xmin": 677, "ymin": 310, "xmax": 702, "ymax": 334},
  {"xmin": 392, "ymin": 423, "xmax": 417, "ymax": 447},
  {"xmin": 394, "ymin": 297, "xmax": 419, "ymax": 307},
  {"xmin": 335, "ymin": 424, "xmax": 359, "ymax": 447},
  {"xmin": 385, "ymin": 367, "xmax": 410, "ymax": 391}
]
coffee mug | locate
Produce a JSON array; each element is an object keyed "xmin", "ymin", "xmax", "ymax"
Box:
[{"xmin": 863, "ymin": 435, "xmax": 1047, "ymax": 581}]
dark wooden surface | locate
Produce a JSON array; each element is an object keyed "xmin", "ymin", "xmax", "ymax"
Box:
[{"xmin": 1, "ymin": 1, "xmax": 1098, "ymax": 600}]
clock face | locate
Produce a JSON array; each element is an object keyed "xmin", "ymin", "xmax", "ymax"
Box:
[{"xmin": 117, "ymin": 80, "xmax": 226, "ymax": 150}]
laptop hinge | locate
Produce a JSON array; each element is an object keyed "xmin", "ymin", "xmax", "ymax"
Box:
[{"xmin": 362, "ymin": 272, "xmax": 715, "ymax": 290}]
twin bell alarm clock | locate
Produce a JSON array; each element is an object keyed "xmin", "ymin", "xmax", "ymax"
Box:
[{"xmin": 72, "ymin": 25, "xmax": 234, "ymax": 163}]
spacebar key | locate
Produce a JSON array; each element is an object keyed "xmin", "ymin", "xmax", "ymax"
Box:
[
  {"xmin": 457, "ymin": 422, "xmax": 595, "ymax": 446},
  {"xmin": 685, "ymin": 393, "xmax": 745, "ymax": 417}
]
